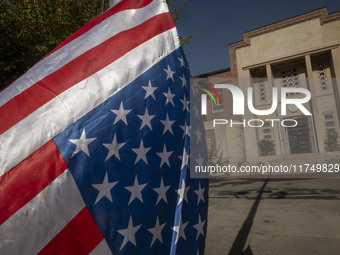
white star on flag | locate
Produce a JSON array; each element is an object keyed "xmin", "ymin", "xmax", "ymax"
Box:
[
  {"xmin": 179, "ymin": 73, "xmax": 187, "ymax": 87},
  {"xmin": 172, "ymin": 217, "xmax": 189, "ymax": 244},
  {"xmin": 178, "ymin": 149, "xmax": 189, "ymax": 171},
  {"xmin": 125, "ymin": 176, "xmax": 147, "ymax": 205},
  {"xmin": 178, "ymin": 57, "xmax": 185, "ymax": 67},
  {"xmin": 69, "ymin": 129, "xmax": 96, "ymax": 157},
  {"xmin": 193, "ymin": 214, "xmax": 206, "ymax": 240},
  {"xmin": 147, "ymin": 216, "xmax": 166, "ymax": 247},
  {"xmin": 194, "ymin": 128, "xmax": 202, "ymax": 143},
  {"xmin": 102, "ymin": 134, "xmax": 125, "ymax": 161},
  {"xmin": 131, "ymin": 139, "xmax": 151, "ymax": 165},
  {"xmin": 156, "ymin": 144, "xmax": 173, "ymax": 168},
  {"xmin": 193, "ymin": 104, "xmax": 200, "ymax": 117},
  {"xmin": 153, "ymin": 177, "xmax": 170, "ymax": 205},
  {"xmin": 141, "ymin": 80, "xmax": 158, "ymax": 100},
  {"xmin": 160, "ymin": 113, "xmax": 175, "ymax": 135},
  {"xmin": 195, "ymin": 152, "xmax": 205, "ymax": 166},
  {"xmin": 194, "ymin": 181, "xmax": 205, "ymax": 205},
  {"xmin": 180, "ymin": 96, "xmax": 190, "ymax": 112},
  {"xmin": 92, "ymin": 172, "xmax": 118, "ymax": 204},
  {"xmin": 137, "ymin": 108, "xmax": 155, "ymax": 130},
  {"xmin": 162, "ymin": 87, "xmax": 176, "ymax": 106},
  {"xmin": 163, "ymin": 65, "xmax": 175, "ymax": 81},
  {"xmin": 180, "ymin": 120, "xmax": 191, "ymax": 139},
  {"xmin": 175, "ymin": 179, "xmax": 190, "ymax": 205},
  {"xmin": 111, "ymin": 102, "xmax": 132, "ymax": 125},
  {"xmin": 117, "ymin": 216, "xmax": 142, "ymax": 251}
]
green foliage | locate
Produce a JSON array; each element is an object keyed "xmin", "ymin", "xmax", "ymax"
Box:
[
  {"xmin": 179, "ymin": 32, "xmax": 194, "ymax": 46},
  {"xmin": 258, "ymin": 139, "xmax": 276, "ymax": 156},
  {"xmin": 324, "ymin": 131, "xmax": 340, "ymax": 152},
  {"xmin": 167, "ymin": 0, "xmax": 193, "ymax": 46},
  {"xmin": 166, "ymin": 0, "xmax": 182, "ymax": 23},
  {"xmin": 0, "ymin": 0, "xmax": 106, "ymax": 90}
]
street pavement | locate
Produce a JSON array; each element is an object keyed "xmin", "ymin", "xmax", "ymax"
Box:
[{"xmin": 204, "ymin": 178, "xmax": 340, "ymax": 255}]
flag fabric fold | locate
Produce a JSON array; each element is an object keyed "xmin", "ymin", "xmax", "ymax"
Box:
[{"xmin": 0, "ymin": 0, "xmax": 208, "ymax": 254}]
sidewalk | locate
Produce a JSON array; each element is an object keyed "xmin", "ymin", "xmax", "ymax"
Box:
[{"xmin": 205, "ymin": 178, "xmax": 340, "ymax": 255}]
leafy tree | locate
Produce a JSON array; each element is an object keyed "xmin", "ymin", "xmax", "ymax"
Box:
[
  {"xmin": 167, "ymin": 0, "xmax": 193, "ymax": 45},
  {"xmin": 1, "ymin": 0, "xmax": 188, "ymax": 90},
  {"xmin": 0, "ymin": 0, "xmax": 109, "ymax": 89}
]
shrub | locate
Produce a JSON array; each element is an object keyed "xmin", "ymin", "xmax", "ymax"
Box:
[
  {"xmin": 324, "ymin": 131, "xmax": 340, "ymax": 152},
  {"xmin": 258, "ymin": 139, "xmax": 275, "ymax": 156}
]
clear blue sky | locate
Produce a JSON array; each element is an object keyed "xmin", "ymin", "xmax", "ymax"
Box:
[{"xmin": 171, "ymin": 0, "xmax": 340, "ymax": 76}]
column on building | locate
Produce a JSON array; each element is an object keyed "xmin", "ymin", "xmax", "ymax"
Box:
[
  {"xmin": 266, "ymin": 64, "xmax": 283, "ymax": 156},
  {"xmin": 239, "ymin": 69, "xmax": 260, "ymax": 162},
  {"xmin": 304, "ymin": 55, "xmax": 322, "ymax": 152},
  {"xmin": 331, "ymin": 48, "xmax": 340, "ymax": 134},
  {"xmin": 308, "ymin": 50, "xmax": 340, "ymax": 153}
]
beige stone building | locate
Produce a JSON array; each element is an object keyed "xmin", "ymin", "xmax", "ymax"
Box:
[{"xmin": 198, "ymin": 7, "xmax": 340, "ymax": 164}]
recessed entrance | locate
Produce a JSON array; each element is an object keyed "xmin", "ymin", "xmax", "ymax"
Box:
[{"xmin": 287, "ymin": 116, "xmax": 311, "ymax": 154}]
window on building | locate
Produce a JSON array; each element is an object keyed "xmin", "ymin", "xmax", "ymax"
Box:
[
  {"xmin": 264, "ymin": 135, "xmax": 272, "ymax": 140},
  {"xmin": 327, "ymin": 128, "xmax": 336, "ymax": 135},
  {"xmin": 323, "ymin": 112, "xmax": 337, "ymax": 134},
  {"xmin": 281, "ymin": 68, "xmax": 300, "ymax": 95},
  {"xmin": 263, "ymin": 128, "xmax": 271, "ymax": 134},
  {"xmin": 257, "ymin": 79, "xmax": 266, "ymax": 101},
  {"xmin": 324, "ymin": 113, "xmax": 334, "ymax": 120},
  {"xmin": 262, "ymin": 124, "xmax": 272, "ymax": 140},
  {"xmin": 318, "ymin": 63, "xmax": 328, "ymax": 90}
]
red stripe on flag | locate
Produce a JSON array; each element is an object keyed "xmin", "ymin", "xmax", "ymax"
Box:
[
  {"xmin": 45, "ymin": 0, "xmax": 153, "ymax": 58},
  {"xmin": 0, "ymin": 140, "xmax": 67, "ymax": 225},
  {"xmin": 0, "ymin": 12, "xmax": 175, "ymax": 135},
  {"xmin": 38, "ymin": 207, "xmax": 104, "ymax": 255}
]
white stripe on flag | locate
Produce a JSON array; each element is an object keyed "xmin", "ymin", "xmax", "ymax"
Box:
[
  {"xmin": 0, "ymin": 0, "xmax": 167, "ymax": 107},
  {"xmin": 0, "ymin": 170, "xmax": 85, "ymax": 255},
  {"xmin": 90, "ymin": 239, "xmax": 113, "ymax": 255},
  {"xmin": 0, "ymin": 28, "xmax": 180, "ymax": 175}
]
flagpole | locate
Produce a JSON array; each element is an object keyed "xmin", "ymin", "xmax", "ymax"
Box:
[
  {"xmin": 109, "ymin": 0, "xmax": 120, "ymax": 8},
  {"xmin": 102, "ymin": 0, "xmax": 105, "ymax": 13}
]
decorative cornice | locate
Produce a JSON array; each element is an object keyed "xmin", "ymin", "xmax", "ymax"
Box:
[
  {"xmin": 229, "ymin": 8, "xmax": 340, "ymax": 52},
  {"xmin": 227, "ymin": 7, "xmax": 340, "ymax": 76}
]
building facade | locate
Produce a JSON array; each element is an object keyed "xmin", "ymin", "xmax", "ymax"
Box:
[{"xmin": 199, "ymin": 8, "xmax": 340, "ymax": 164}]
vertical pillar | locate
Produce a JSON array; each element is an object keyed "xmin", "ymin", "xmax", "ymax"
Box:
[
  {"xmin": 266, "ymin": 64, "xmax": 282, "ymax": 156},
  {"xmin": 330, "ymin": 48, "xmax": 340, "ymax": 132},
  {"xmin": 305, "ymin": 54, "xmax": 321, "ymax": 152},
  {"xmin": 241, "ymin": 69, "xmax": 259, "ymax": 162}
]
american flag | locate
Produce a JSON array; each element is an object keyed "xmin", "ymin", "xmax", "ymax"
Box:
[{"xmin": 0, "ymin": 0, "xmax": 208, "ymax": 254}]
